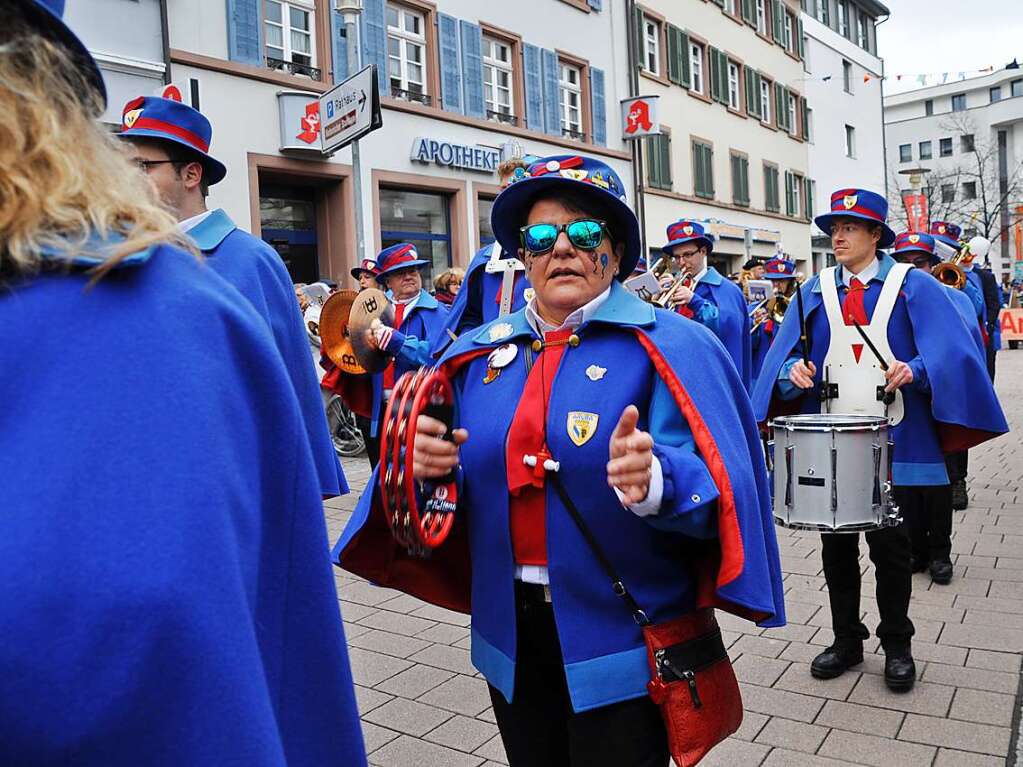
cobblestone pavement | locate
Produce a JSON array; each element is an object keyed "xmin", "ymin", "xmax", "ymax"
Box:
[{"xmin": 324, "ymin": 350, "xmax": 1023, "ymax": 767}]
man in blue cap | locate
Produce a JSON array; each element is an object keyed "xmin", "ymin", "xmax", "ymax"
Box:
[
  {"xmin": 661, "ymin": 220, "xmax": 752, "ymax": 390},
  {"xmin": 752, "ymin": 188, "xmax": 1007, "ymax": 691},
  {"xmin": 118, "ymin": 95, "xmax": 346, "ymax": 499}
]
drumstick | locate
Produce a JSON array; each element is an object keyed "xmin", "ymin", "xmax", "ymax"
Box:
[
  {"xmin": 851, "ymin": 320, "xmax": 889, "ymax": 372},
  {"xmin": 794, "ymin": 282, "xmax": 810, "ymax": 366}
]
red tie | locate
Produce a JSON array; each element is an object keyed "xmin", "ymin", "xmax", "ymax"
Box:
[
  {"xmin": 842, "ymin": 277, "xmax": 868, "ymax": 326},
  {"xmin": 505, "ymin": 328, "xmax": 573, "ymax": 566},
  {"xmin": 382, "ymin": 302, "xmax": 406, "ymax": 390}
]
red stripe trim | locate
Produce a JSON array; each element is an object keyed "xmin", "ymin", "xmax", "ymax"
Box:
[
  {"xmin": 130, "ymin": 117, "xmax": 210, "ymax": 153},
  {"xmin": 828, "ymin": 203, "xmax": 884, "ymax": 221}
]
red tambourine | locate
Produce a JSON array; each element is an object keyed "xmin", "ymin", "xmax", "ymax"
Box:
[{"xmin": 379, "ymin": 367, "xmax": 458, "ymax": 553}]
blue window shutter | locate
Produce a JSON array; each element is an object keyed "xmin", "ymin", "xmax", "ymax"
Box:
[
  {"xmin": 360, "ymin": 0, "xmax": 390, "ymax": 96},
  {"xmin": 459, "ymin": 21, "xmax": 485, "ymax": 118},
  {"xmin": 226, "ymin": 0, "xmax": 263, "ymax": 66},
  {"xmin": 523, "ymin": 44, "xmax": 544, "ymax": 132},
  {"xmin": 588, "ymin": 0, "xmax": 603, "ymax": 9},
  {"xmin": 590, "ymin": 67, "xmax": 607, "ymax": 146},
  {"xmin": 541, "ymin": 48, "xmax": 561, "ymax": 136},
  {"xmin": 330, "ymin": 8, "xmax": 349, "ymax": 84},
  {"xmin": 438, "ymin": 14, "xmax": 462, "ymax": 112}
]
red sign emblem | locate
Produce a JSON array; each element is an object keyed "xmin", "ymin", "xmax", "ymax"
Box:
[
  {"xmin": 625, "ymin": 99, "xmax": 653, "ymax": 134},
  {"xmin": 297, "ymin": 101, "xmax": 321, "ymax": 145}
]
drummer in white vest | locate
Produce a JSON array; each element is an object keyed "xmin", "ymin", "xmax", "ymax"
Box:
[{"xmin": 751, "ymin": 188, "xmax": 1008, "ymax": 693}]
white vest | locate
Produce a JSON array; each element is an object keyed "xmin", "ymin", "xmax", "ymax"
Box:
[{"xmin": 818, "ymin": 262, "xmax": 912, "ymax": 425}]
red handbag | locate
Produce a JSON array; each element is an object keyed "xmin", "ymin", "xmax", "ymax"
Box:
[{"xmin": 549, "ymin": 474, "xmax": 743, "ymax": 766}]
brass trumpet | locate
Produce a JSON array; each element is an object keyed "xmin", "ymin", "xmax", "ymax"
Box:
[
  {"xmin": 649, "ymin": 256, "xmax": 695, "ymax": 309},
  {"xmin": 932, "ymin": 242, "xmax": 969, "ymax": 290},
  {"xmin": 751, "ymin": 295, "xmax": 790, "ymax": 333}
]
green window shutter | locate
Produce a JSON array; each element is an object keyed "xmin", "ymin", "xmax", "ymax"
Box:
[
  {"xmin": 709, "ymin": 48, "xmax": 721, "ymax": 102},
  {"xmin": 765, "ymin": 166, "xmax": 779, "ymax": 212},
  {"xmin": 741, "ymin": 0, "xmax": 754, "ymax": 23},
  {"xmin": 741, "ymin": 157, "xmax": 750, "ymax": 205},
  {"xmin": 730, "ymin": 154, "xmax": 739, "ymax": 203},
  {"xmin": 719, "ymin": 51, "xmax": 730, "ymax": 104},
  {"xmin": 800, "ymin": 96, "xmax": 809, "ymax": 138},
  {"xmin": 647, "ymin": 135, "xmax": 672, "ymax": 190},
  {"xmin": 705, "ymin": 144, "xmax": 715, "ymax": 197},
  {"xmin": 660, "ymin": 134, "xmax": 673, "ymax": 189},
  {"xmin": 754, "ymin": 72, "xmax": 763, "ymax": 117},
  {"xmin": 805, "ymin": 177, "xmax": 814, "ymax": 220},
  {"xmin": 680, "ymin": 31, "xmax": 690, "ymax": 88},
  {"xmin": 772, "ymin": 0, "xmax": 784, "ymax": 43},
  {"xmin": 633, "ymin": 6, "xmax": 645, "ymax": 72},
  {"xmin": 693, "ymin": 143, "xmax": 703, "ymax": 196},
  {"xmin": 694, "ymin": 142, "xmax": 713, "ymax": 198},
  {"xmin": 666, "ymin": 25, "xmax": 681, "ymax": 85},
  {"xmin": 797, "ymin": 18, "xmax": 805, "ymax": 58},
  {"xmin": 784, "ymin": 171, "xmax": 794, "ymax": 216},
  {"xmin": 711, "ymin": 0, "xmax": 725, "ymax": 6},
  {"xmin": 645, "ymin": 136, "xmax": 658, "ymax": 188}
]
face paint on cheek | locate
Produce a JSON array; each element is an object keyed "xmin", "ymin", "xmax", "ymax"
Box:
[
  {"xmin": 586, "ymin": 252, "xmax": 599, "ymax": 274},
  {"xmin": 599, "ymin": 253, "xmax": 609, "ymax": 278}
]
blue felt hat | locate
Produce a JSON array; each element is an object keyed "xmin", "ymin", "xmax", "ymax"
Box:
[
  {"xmin": 19, "ymin": 0, "xmax": 106, "ymax": 111},
  {"xmin": 375, "ymin": 243, "xmax": 430, "ymax": 283},
  {"xmin": 893, "ymin": 232, "xmax": 940, "ymax": 266},
  {"xmin": 632, "ymin": 255, "xmax": 649, "ymax": 274},
  {"xmin": 350, "ymin": 256, "xmax": 380, "ymax": 280},
  {"xmin": 814, "ymin": 188, "xmax": 896, "ymax": 248},
  {"xmin": 763, "ymin": 257, "xmax": 797, "ymax": 279},
  {"xmin": 118, "ymin": 96, "xmax": 227, "ymax": 185},
  {"xmin": 662, "ymin": 220, "xmax": 714, "ymax": 255},
  {"xmin": 928, "ymin": 221, "xmax": 962, "ymax": 251},
  {"xmin": 490, "ymin": 154, "xmax": 640, "ymax": 279}
]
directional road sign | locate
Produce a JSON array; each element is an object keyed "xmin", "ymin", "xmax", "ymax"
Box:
[{"xmin": 319, "ymin": 65, "xmax": 382, "ymax": 155}]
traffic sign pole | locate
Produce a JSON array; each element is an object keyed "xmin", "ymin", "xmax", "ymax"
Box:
[{"xmin": 342, "ymin": 5, "xmax": 366, "ymax": 271}]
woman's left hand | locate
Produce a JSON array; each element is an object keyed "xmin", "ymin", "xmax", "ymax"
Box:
[{"xmin": 607, "ymin": 405, "xmax": 654, "ymax": 505}]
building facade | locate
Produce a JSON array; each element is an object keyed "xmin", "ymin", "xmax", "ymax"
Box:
[
  {"xmin": 885, "ymin": 66, "xmax": 1023, "ymax": 278},
  {"xmin": 801, "ymin": 0, "xmax": 888, "ymax": 272},
  {"xmin": 632, "ymin": 0, "xmax": 812, "ymax": 277},
  {"xmin": 157, "ymin": 0, "xmax": 632, "ymax": 286}
]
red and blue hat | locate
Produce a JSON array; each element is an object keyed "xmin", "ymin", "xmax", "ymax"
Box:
[
  {"xmin": 490, "ymin": 154, "xmax": 640, "ymax": 280},
  {"xmin": 763, "ymin": 257, "xmax": 797, "ymax": 279},
  {"xmin": 892, "ymin": 232, "xmax": 940, "ymax": 265},
  {"xmin": 632, "ymin": 255, "xmax": 649, "ymax": 274},
  {"xmin": 19, "ymin": 0, "xmax": 106, "ymax": 112},
  {"xmin": 375, "ymin": 243, "xmax": 429, "ymax": 283},
  {"xmin": 662, "ymin": 219, "xmax": 714, "ymax": 255},
  {"xmin": 350, "ymin": 256, "xmax": 380, "ymax": 280},
  {"xmin": 929, "ymin": 221, "xmax": 962, "ymax": 250},
  {"xmin": 814, "ymin": 188, "xmax": 896, "ymax": 248},
  {"xmin": 117, "ymin": 96, "xmax": 227, "ymax": 186}
]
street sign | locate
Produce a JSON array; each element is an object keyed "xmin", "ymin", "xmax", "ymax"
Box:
[
  {"xmin": 620, "ymin": 95, "xmax": 661, "ymax": 139},
  {"xmin": 319, "ymin": 65, "xmax": 382, "ymax": 154}
]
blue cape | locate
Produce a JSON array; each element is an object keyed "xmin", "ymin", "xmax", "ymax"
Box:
[
  {"xmin": 191, "ymin": 209, "xmax": 348, "ymax": 497},
  {"xmin": 0, "ymin": 242, "xmax": 364, "ymax": 766},
  {"xmin": 695, "ymin": 267, "xmax": 752, "ymax": 390}
]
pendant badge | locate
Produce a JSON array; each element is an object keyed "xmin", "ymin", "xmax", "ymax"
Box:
[
  {"xmin": 488, "ymin": 343, "xmax": 517, "ymax": 370},
  {"xmin": 567, "ymin": 412, "xmax": 600, "ymax": 447}
]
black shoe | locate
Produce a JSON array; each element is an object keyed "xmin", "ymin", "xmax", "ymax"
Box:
[
  {"xmin": 909, "ymin": 555, "xmax": 929, "ymax": 573},
  {"xmin": 884, "ymin": 653, "xmax": 916, "ymax": 692},
  {"xmin": 811, "ymin": 645, "xmax": 864, "ymax": 679},
  {"xmin": 930, "ymin": 560, "xmax": 953, "ymax": 584},
  {"xmin": 952, "ymin": 480, "xmax": 968, "ymax": 510}
]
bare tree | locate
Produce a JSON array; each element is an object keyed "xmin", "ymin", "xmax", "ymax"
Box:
[{"xmin": 886, "ymin": 164, "xmax": 965, "ymax": 233}]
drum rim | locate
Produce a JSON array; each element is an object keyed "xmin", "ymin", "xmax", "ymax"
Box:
[{"xmin": 770, "ymin": 414, "xmax": 888, "ymax": 432}]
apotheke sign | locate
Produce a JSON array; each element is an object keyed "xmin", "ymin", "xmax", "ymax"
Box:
[{"xmin": 411, "ymin": 138, "xmax": 500, "ymax": 174}]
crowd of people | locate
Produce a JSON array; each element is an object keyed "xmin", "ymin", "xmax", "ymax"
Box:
[{"xmin": 1, "ymin": 2, "xmax": 1012, "ymax": 766}]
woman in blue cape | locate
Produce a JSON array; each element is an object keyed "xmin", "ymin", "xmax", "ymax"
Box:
[{"xmin": 0, "ymin": 5, "xmax": 364, "ymax": 764}]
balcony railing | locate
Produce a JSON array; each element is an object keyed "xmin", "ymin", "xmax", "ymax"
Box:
[
  {"xmin": 391, "ymin": 86, "xmax": 432, "ymax": 106},
  {"xmin": 487, "ymin": 109, "xmax": 519, "ymax": 127},
  {"xmin": 266, "ymin": 56, "xmax": 321, "ymax": 80},
  {"xmin": 562, "ymin": 127, "xmax": 587, "ymax": 142}
]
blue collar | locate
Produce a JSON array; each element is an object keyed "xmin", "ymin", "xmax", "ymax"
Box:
[
  {"xmin": 188, "ymin": 208, "xmax": 237, "ymax": 253},
  {"xmin": 700, "ymin": 266, "xmax": 724, "ymax": 286},
  {"xmin": 388, "ymin": 288, "xmax": 439, "ymax": 316},
  {"xmin": 814, "ymin": 254, "xmax": 896, "ymax": 293},
  {"xmin": 38, "ymin": 232, "xmax": 156, "ymax": 270},
  {"xmin": 471, "ymin": 281, "xmax": 654, "ymax": 345}
]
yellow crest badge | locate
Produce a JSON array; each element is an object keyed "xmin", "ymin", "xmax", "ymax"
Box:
[
  {"xmin": 683, "ymin": 225, "xmax": 694, "ymax": 236},
  {"xmin": 937, "ymin": 224, "xmax": 946, "ymax": 234},
  {"xmin": 567, "ymin": 411, "xmax": 599, "ymax": 447},
  {"xmin": 123, "ymin": 108, "xmax": 144, "ymax": 128},
  {"xmin": 842, "ymin": 194, "xmax": 858, "ymax": 210},
  {"xmin": 908, "ymin": 234, "xmax": 920, "ymax": 244}
]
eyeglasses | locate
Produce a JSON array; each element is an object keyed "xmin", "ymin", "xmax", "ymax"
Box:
[
  {"xmin": 133, "ymin": 159, "xmax": 177, "ymax": 172},
  {"xmin": 519, "ymin": 219, "xmax": 610, "ymax": 255}
]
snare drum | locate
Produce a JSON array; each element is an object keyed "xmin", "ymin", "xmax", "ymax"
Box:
[{"xmin": 769, "ymin": 414, "xmax": 900, "ymax": 532}]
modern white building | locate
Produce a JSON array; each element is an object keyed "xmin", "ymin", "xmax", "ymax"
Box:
[
  {"xmin": 632, "ymin": 0, "xmax": 812, "ymax": 276},
  {"xmin": 885, "ymin": 65, "xmax": 1023, "ymax": 278},
  {"xmin": 801, "ymin": 0, "xmax": 888, "ymax": 272},
  {"xmin": 150, "ymin": 0, "xmax": 633, "ymax": 286}
]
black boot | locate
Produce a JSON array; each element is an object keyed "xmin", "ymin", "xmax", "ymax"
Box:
[
  {"xmin": 811, "ymin": 643, "xmax": 864, "ymax": 680},
  {"xmin": 929, "ymin": 560, "xmax": 953, "ymax": 585},
  {"xmin": 884, "ymin": 650, "xmax": 916, "ymax": 692},
  {"xmin": 909, "ymin": 555, "xmax": 929, "ymax": 573},
  {"xmin": 951, "ymin": 480, "xmax": 968, "ymax": 510}
]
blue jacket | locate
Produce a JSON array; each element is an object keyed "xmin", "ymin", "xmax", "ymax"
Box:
[
  {"xmin": 752, "ymin": 255, "xmax": 1007, "ymax": 485},
  {"xmin": 190, "ymin": 209, "xmax": 347, "ymax": 497},
  {"xmin": 0, "ymin": 240, "xmax": 365, "ymax": 766},
  {"xmin": 946, "ymin": 284, "xmax": 986, "ymax": 356},
  {"xmin": 336, "ymin": 282, "xmax": 784, "ymax": 712},
  {"xmin": 691, "ymin": 267, "xmax": 752, "ymax": 391},
  {"xmin": 750, "ymin": 307, "xmax": 778, "ymax": 390}
]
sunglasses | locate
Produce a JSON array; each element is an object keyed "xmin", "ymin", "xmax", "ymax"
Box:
[{"xmin": 519, "ymin": 219, "xmax": 611, "ymax": 255}]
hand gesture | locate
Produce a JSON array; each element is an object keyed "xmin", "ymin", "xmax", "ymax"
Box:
[
  {"xmin": 671, "ymin": 284, "xmax": 694, "ymax": 306},
  {"xmin": 788, "ymin": 360, "xmax": 817, "ymax": 389},
  {"xmin": 367, "ymin": 318, "xmax": 391, "ymax": 351},
  {"xmin": 412, "ymin": 415, "xmax": 469, "ymax": 480},
  {"xmin": 884, "ymin": 360, "xmax": 913, "ymax": 393},
  {"xmin": 607, "ymin": 405, "xmax": 654, "ymax": 505}
]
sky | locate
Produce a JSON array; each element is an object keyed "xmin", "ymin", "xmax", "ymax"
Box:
[{"xmin": 876, "ymin": 0, "xmax": 1023, "ymax": 94}]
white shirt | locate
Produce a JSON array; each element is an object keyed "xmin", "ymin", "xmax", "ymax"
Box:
[
  {"xmin": 179, "ymin": 210, "xmax": 214, "ymax": 233},
  {"xmin": 517, "ymin": 287, "xmax": 665, "ymax": 585},
  {"xmin": 839, "ymin": 258, "xmax": 880, "ymax": 288},
  {"xmin": 691, "ymin": 265, "xmax": 709, "ymax": 285}
]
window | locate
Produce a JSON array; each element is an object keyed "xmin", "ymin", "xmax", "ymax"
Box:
[
  {"xmin": 760, "ymin": 78, "xmax": 771, "ymax": 123},
  {"xmin": 755, "ymin": 0, "xmax": 766, "ymax": 34},
  {"xmin": 941, "ymin": 184, "xmax": 955, "ymax": 203},
  {"xmin": 924, "ymin": 99, "xmax": 933, "ymax": 116},
  {"xmin": 478, "ymin": 196, "xmax": 496, "ymax": 248},
  {"xmin": 559, "ymin": 62, "xmax": 583, "ymax": 138},
  {"xmin": 646, "ymin": 133, "xmax": 672, "ymax": 191},
  {"xmin": 1012, "ymin": 79, "xmax": 1023, "ymax": 98},
  {"xmin": 816, "ymin": 0, "xmax": 829, "ymax": 25},
  {"xmin": 951, "ymin": 93, "xmax": 966, "ymax": 112},
  {"xmin": 642, "ymin": 15, "xmax": 661, "ymax": 76},
  {"xmin": 787, "ymin": 92, "xmax": 797, "ymax": 136},
  {"xmin": 764, "ymin": 164, "xmax": 780, "ymax": 212},
  {"xmin": 727, "ymin": 61, "xmax": 740, "ymax": 110},
  {"xmin": 387, "ymin": 3, "xmax": 427, "ymax": 101},
  {"xmin": 939, "ymin": 137, "xmax": 953, "ymax": 156},
  {"xmin": 963, "ymin": 181, "xmax": 977, "ymax": 200},
  {"xmin": 690, "ymin": 41, "xmax": 705, "ymax": 94},
  {"xmin": 837, "ymin": 0, "xmax": 848, "ymax": 36},
  {"xmin": 785, "ymin": 171, "xmax": 802, "ymax": 218},
  {"xmin": 990, "ymin": 86, "xmax": 1002, "ymax": 103},
  {"xmin": 844, "ymin": 124, "xmax": 855, "ymax": 158},
  {"xmin": 856, "ymin": 11, "xmax": 867, "ymax": 48},
  {"xmin": 806, "ymin": 177, "xmax": 816, "ymax": 220},
  {"xmin": 379, "ymin": 187, "xmax": 451, "ymax": 286},
  {"xmin": 842, "ymin": 60, "xmax": 852, "ymax": 93},
  {"xmin": 264, "ymin": 0, "xmax": 317, "ymax": 76},
  {"xmin": 899, "ymin": 144, "xmax": 912, "ymax": 162},
  {"xmin": 731, "ymin": 152, "xmax": 750, "ymax": 206},
  {"xmin": 919, "ymin": 140, "xmax": 932, "ymax": 160},
  {"xmin": 692, "ymin": 140, "xmax": 714, "ymax": 199},
  {"xmin": 482, "ymin": 36, "xmax": 514, "ymax": 123},
  {"xmin": 723, "ymin": 0, "xmax": 736, "ymax": 13},
  {"xmin": 805, "ymin": 106, "xmax": 813, "ymax": 142},
  {"xmin": 961, "ymin": 133, "xmax": 975, "ymax": 152},
  {"xmin": 783, "ymin": 13, "xmax": 793, "ymax": 51}
]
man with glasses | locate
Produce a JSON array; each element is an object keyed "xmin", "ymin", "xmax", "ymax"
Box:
[{"xmin": 119, "ymin": 95, "xmax": 346, "ymax": 499}]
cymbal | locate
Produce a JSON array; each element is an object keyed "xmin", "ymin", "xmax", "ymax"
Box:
[
  {"xmin": 319, "ymin": 289, "xmax": 367, "ymax": 375},
  {"xmin": 348, "ymin": 288, "xmax": 395, "ymax": 374}
]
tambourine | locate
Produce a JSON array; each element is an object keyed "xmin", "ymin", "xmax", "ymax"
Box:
[{"xmin": 379, "ymin": 367, "xmax": 458, "ymax": 554}]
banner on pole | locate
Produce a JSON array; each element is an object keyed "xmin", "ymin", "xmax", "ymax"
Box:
[{"xmin": 901, "ymin": 191, "xmax": 929, "ymax": 233}]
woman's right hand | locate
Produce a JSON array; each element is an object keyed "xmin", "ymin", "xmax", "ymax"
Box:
[
  {"xmin": 412, "ymin": 414, "xmax": 469, "ymax": 479},
  {"xmin": 788, "ymin": 360, "xmax": 817, "ymax": 389}
]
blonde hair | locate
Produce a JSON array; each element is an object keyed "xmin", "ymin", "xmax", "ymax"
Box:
[
  {"xmin": 0, "ymin": 24, "xmax": 190, "ymax": 279},
  {"xmin": 433, "ymin": 267, "xmax": 465, "ymax": 294}
]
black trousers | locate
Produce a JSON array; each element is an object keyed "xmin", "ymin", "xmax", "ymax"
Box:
[
  {"xmin": 820, "ymin": 521, "xmax": 914, "ymax": 653},
  {"xmin": 355, "ymin": 414, "xmax": 379, "ymax": 469},
  {"xmin": 899, "ymin": 484, "xmax": 954, "ymax": 565},
  {"xmin": 488, "ymin": 582, "xmax": 669, "ymax": 767},
  {"xmin": 987, "ymin": 345, "xmax": 997, "ymax": 382},
  {"xmin": 946, "ymin": 451, "xmax": 968, "ymax": 484}
]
